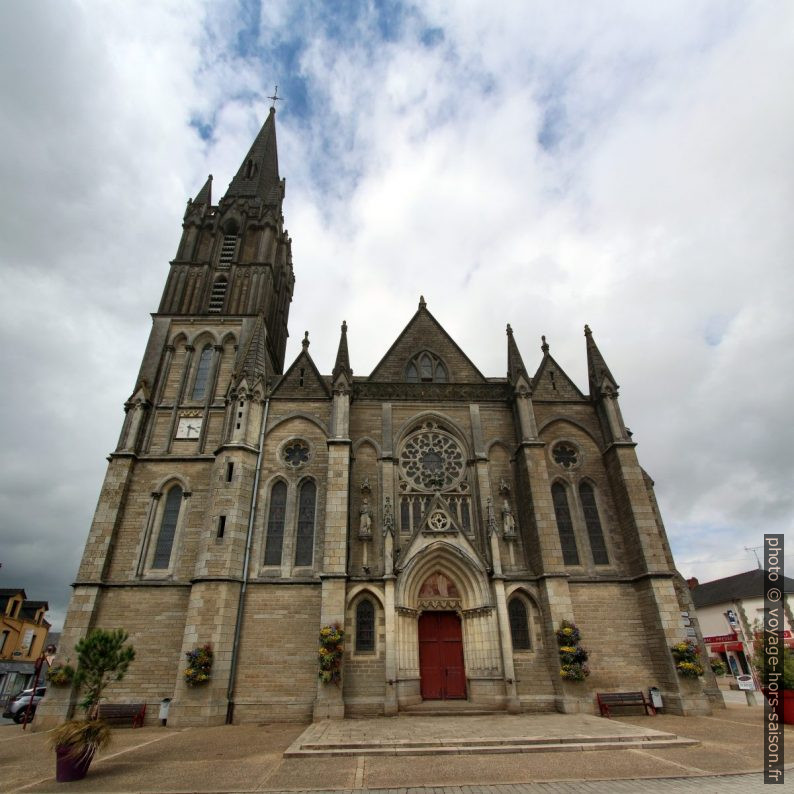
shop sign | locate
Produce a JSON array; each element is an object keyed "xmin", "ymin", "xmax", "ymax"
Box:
[
  {"xmin": 703, "ymin": 633, "xmax": 737, "ymax": 644},
  {"xmin": 736, "ymin": 674, "xmax": 755, "ymax": 691}
]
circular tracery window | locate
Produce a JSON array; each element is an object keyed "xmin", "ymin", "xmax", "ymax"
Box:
[
  {"xmin": 399, "ymin": 426, "xmax": 465, "ymax": 491},
  {"xmin": 552, "ymin": 442, "xmax": 579, "ymax": 469},
  {"xmin": 283, "ymin": 439, "xmax": 310, "ymax": 468}
]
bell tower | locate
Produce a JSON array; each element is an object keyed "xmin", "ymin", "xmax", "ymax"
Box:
[{"xmin": 158, "ymin": 106, "xmax": 294, "ymax": 375}]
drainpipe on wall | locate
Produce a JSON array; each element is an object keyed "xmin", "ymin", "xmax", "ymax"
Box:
[{"xmin": 226, "ymin": 394, "xmax": 270, "ymax": 724}]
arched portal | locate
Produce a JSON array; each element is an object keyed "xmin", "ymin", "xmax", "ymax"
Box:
[{"xmin": 394, "ymin": 540, "xmax": 503, "ymax": 707}]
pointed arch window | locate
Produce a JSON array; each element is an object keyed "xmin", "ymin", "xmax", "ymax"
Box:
[
  {"xmin": 191, "ymin": 344, "xmax": 213, "ymax": 400},
  {"xmin": 508, "ymin": 598, "xmax": 531, "ymax": 650},
  {"xmin": 355, "ymin": 599, "xmax": 375, "ymax": 653},
  {"xmin": 552, "ymin": 482, "xmax": 580, "ymax": 565},
  {"xmin": 208, "ymin": 277, "xmax": 228, "ymax": 312},
  {"xmin": 579, "ymin": 482, "xmax": 609, "ymax": 565},
  {"xmin": 263, "ymin": 481, "xmax": 287, "ymax": 566},
  {"xmin": 404, "ymin": 351, "xmax": 448, "ymax": 383},
  {"xmin": 152, "ymin": 485, "xmax": 182, "ymax": 568},
  {"xmin": 294, "ymin": 480, "xmax": 316, "ymax": 566}
]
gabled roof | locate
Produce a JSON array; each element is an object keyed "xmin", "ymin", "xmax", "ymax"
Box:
[
  {"xmin": 368, "ymin": 298, "xmax": 487, "ymax": 383},
  {"xmin": 271, "ymin": 333, "xmax": 331, "ymax": 399},
  {"xmin": 691, "ymin": 569, "xmax": 794, "ymax": 609},
  {"xmin": 531, "ymin": 338, "xmax": 586, "ymax": 401}
]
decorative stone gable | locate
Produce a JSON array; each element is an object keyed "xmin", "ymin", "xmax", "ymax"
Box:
[{"xmin": 368, "ymin": 301, "xmax": 486, "ymax": 384}]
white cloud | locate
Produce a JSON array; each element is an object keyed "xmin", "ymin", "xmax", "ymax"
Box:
[{"xmin": 1, "ymin": 1, "xmax": 792, "ymax": 626}]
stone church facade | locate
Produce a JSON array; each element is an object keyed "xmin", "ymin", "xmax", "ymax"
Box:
[{"xmin": 39, "ymin": 109, "xmax": 720, "ymax": 728}]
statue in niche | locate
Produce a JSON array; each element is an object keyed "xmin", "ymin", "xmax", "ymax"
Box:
[
  {"xmin": 358, "ymin": 497, "xmax": 373, "ymax": 540},
  {"xmin": 502, "ymin": 498, "xmax": 517, "ymax": 539}
]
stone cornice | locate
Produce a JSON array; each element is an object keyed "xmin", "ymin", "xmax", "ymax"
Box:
[{"xmin": 353, "ymin": 382, "xmax": 511, "ymax": 402}]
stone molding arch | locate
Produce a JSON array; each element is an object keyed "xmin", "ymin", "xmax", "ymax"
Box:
[
  {"xmin": 352, "ymin": 436, "xmax": 382, "ymax": 458},
  {"xmin": 267, "ymin": 412, "xmax": 330, "ymax": 439},
  {"xmin": 484, "ymin": 438, "xmax": 513, "ymax": 459},
  {"xmin": 537, "ymin": 416, "xmax": 602, "ymax": 448},
  {"xmin": 346, "ymin": 584, "xmax": 386, "ymax": 610},
  {"xmin": 152, "ymin": 473, "xmax": 192, "ymax": 495},
  {"xmin": 397, "ymin": 540, "xmax": 491, "ymax": 611},
  {"xmin": 394, "ymin": 411, "xmax": 472, "ymax": 458}
]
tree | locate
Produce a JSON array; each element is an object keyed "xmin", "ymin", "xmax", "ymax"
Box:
[{"xmin": 74, "ymin": 628, "xmax": 136, "ymax": 717}]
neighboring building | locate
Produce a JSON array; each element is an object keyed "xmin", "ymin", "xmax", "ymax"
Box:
[
  {"xmin": 689, "ymin": 570, "xmax": 794, "ymax": 684},
  {"xmin": 38, "ymin": 107, "xmax": 719, "ymax": 729},
  {"xmin": 0, "ymin": 589, "xmax": 51, "ymax": 697}
]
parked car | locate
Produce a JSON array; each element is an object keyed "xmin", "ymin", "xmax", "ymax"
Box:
[{"xmin": 3, "ymin": 686, "xmax": 46, "ymax": 723}]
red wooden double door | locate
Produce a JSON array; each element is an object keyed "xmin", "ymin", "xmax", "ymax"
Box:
[{"xmin": 418, "ymin": 611, "xmax": 466, "ymax": 700}]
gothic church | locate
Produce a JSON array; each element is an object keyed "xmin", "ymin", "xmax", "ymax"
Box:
[{"xmin": 39, "ymin": 108, "xmax": 719, "ymax": 728}]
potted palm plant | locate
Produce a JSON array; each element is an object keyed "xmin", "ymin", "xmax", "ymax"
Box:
[{"xmin": 49, "ymin": 628, "xmax": 135, "ymax": 782}]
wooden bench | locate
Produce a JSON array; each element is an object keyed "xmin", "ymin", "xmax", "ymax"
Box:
[
  {"xmin": 96, "ymin": 703, "xmax": 146, "ymax": 727},
  {"xmin": 596, "ymin": 691, "xmax": 655, "ymax": 718}
]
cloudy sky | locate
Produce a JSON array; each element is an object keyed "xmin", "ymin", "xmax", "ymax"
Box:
[{"xmin": 1, "ymin": 1, "xmax": 792, "ymax": 630}]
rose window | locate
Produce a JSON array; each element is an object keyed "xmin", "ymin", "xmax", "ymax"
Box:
[
  {"xmin": 552, "ymin": 442, "xmax": 579, "ymax": 469},
  {"xmin": 283, "ymin": 440, "xmax": 310, "ymax": 468},
  {"xmin": 399, "ymin": 428, "xmax": 465, "ymax": 491},
  {"xmin": 427, "ymin": 511, "xmax": 450, "ymax": 530}
]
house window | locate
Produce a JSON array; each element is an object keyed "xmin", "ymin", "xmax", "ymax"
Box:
[
  {"xmin": 405, "ymin": 351, "xmax": 448, "ymax": 382},
  {"xmin": 579, "ymin": 482, "xmax": 609, "ymax": 565},
  {"xmin": 355, "ymin": 599, "xmax": 375, "ymax": 652},
  {"xmin": 263, "ymin": 482, "xmax": 287, "ymax": 565},
  {"xmin": 552, "ymin": 482, "xmax": 580, "ymax": 565},
  {"xmin": 191, "ymin": 345, "xmax": 213, "ymax": 400},
  {"xmin": 152, "ymin": 485, "xmax": 183, "ymax": 568},
  {"xmin": 508, "ymin": 598, "xmax": 531, "ymax": 650},
  {"xmin": 294, "ymin": 481, "xmax": 316, "ymax": 566}
]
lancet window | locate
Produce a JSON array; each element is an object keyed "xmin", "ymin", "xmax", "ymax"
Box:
[
  {"xmin": 263, "ymin": 481, "xmax": 287, "ymax": 566},
  {"xmin": 355, "ymin": 599, "xmax": 375, "ymax": 653},
  {"xmin": 294, "ymin": 480, "xmax": 316, "ymax": 566},
  {"xmin": 552, "ymin": 482, "xmax": 580, "ymax": 565},
  {"xmin": 579, "ymin": 482, "xmax": 609, "ymax": 565},
  {"xmin": 152, "ymin": 485, "xmax": 182, "ymax": 569},
  {"xmin": 405, "ymin": 351, "xmax": 448, "ymax": 383},
  {"xmin": 191, "ymin": 344, "xmax": 213, "ymax": 400}
]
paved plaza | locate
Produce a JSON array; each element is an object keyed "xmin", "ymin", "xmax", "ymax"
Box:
[{"xmin": 0, "ymin": 703, "xmax": 790, "ymax": 793}]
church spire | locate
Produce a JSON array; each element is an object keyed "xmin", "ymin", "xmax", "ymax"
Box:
[
  {"xmin": 584, "ymin": 324, "xmax": 618, "ymax": 397},
  {"xmin": 193, "ymin": 174, "xmax": 212, "ymax": 205},
  {"xmin": 506, "ymin": 324, "xmax": 529, "ymax": 384},
  {"xmin": 235, "ymin": 314, "xmax": 269, "ymax": 388},
  {"xmin": 223, "ymin": 107, "xmax": 282, "ymax": 204},
  {"xmin": 332, "ymin": 321, "xmax": 353, "ymax": 384}
]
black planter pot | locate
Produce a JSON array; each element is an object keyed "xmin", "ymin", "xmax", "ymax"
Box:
[{"xmin": 55, "ymin": 746, "xmax": 95, "ymax": 782}]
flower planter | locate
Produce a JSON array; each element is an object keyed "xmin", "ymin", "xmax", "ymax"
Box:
[{"xmin": 55, "ymin": 746, "xmax": 95, "ymax": 782}]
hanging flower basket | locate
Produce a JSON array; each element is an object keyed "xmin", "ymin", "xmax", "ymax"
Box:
[
  {"xmin": 48, "ymin": 664, "xmax": 76, "ymax": 687},
  {"xmin": 671, "ymin": 640, "xmax": 703, "ymax": 678},
  {"xmin": 184, "ymin": 644, "xmax": 213, "ymax": 686},
  {"xmin": 318, "ymin": 624, "xmax": 344, "ymax": 685},
  {"xmin": 556, "ymin": 620, "xmax": 590, "ymax": 682}
]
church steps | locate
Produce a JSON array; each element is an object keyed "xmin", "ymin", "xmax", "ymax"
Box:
[{"xmin": 285, "ymin": 734, "xmax": 698, "ymax": 757}]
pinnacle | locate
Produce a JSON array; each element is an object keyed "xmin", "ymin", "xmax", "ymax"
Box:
[
  {"xmin": 333, "ymin": 320, "xmax": 353, "ymax": 382},
  {"xmin": 584, "ymin": 324, "xmax": 618, "ymax": 396},
  {"xmin": 506, "ymin": 323, "xmax": 529, "ymax": 384}
]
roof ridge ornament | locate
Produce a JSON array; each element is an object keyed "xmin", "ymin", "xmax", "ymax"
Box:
[
  {"xmin": 302, "ymin": 331, "xmax": 309, "ymax": 350},
  {"xmin": 541, "ymin": 335, "xmax": 550, "ymax": 354},
  {"xmin": 419, "ymin": 295, "xmax": 426, "ymax": 309}
]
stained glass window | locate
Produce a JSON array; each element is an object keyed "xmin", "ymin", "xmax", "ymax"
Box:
[
  {"xmin": 580, "ymin": 482, "xmax": 609, "ymax": 565},
  {"xmin": 552, "ymin": 482, "xmax": 580, "ymax": 565},
  {"xmin": 191, "ymin": 345, "xmax": 213, "ymax": 400},
  {"xmin": 153, "ymin": 486, "xmax": 182, "ymax": 568},
  {"xmin": 263, "ymin": 481, "xmax": 286, "ymax": 565},
  {"xmin": 508, "ymin": 598, "xmax": 531, "ymax": 650},
  {"xmin": 295, "ymin": 480, "xmax": 316, "ymax": 566},
  {"xmin": 355, "ymin": 599, "xmax": 375, "ymax": 652},
  {"xmin": 552, "ymin": 442, "xmax": 579, "ymax": 469}
]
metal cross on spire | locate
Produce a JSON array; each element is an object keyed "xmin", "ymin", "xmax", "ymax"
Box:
[{"xmin": 267, "ymin": 85, "xmax": 283, "ymax": 109}]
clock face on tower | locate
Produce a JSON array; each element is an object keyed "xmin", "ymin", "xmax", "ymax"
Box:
[{"xmin": 176, "ymin": 416, "xmax": 203, "ymax": 439}]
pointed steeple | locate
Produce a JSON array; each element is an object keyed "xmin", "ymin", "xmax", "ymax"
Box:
[
  {"xmin": 506, "ymin": 324, "xmax": 529, "ymax": 384},
  {"xmin": 584, "ymin": 324, "xmax": 618, "ymax": 397},
  {"xmin": 224, "ymin": 107, "xmax": 281, "ymax": 204},
  {"xmin": 235, "ymin": 314, "xmax": 269, "ymax": 386},
  {"xmin": 332, "ymin": 321, "xmax": 353, "ymax": 383},
  {"xmin": 194, "ymin": 174, "xmax": 212, "ymax": 205}
]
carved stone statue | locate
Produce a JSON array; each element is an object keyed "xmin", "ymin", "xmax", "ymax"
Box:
[
  {"xmin": 359, "ymin": 497, "xmax": 372, "ymax": 540},
  {"xmin": 502, "ymin": 498, "xmax": 516, "ymax": 539}
]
